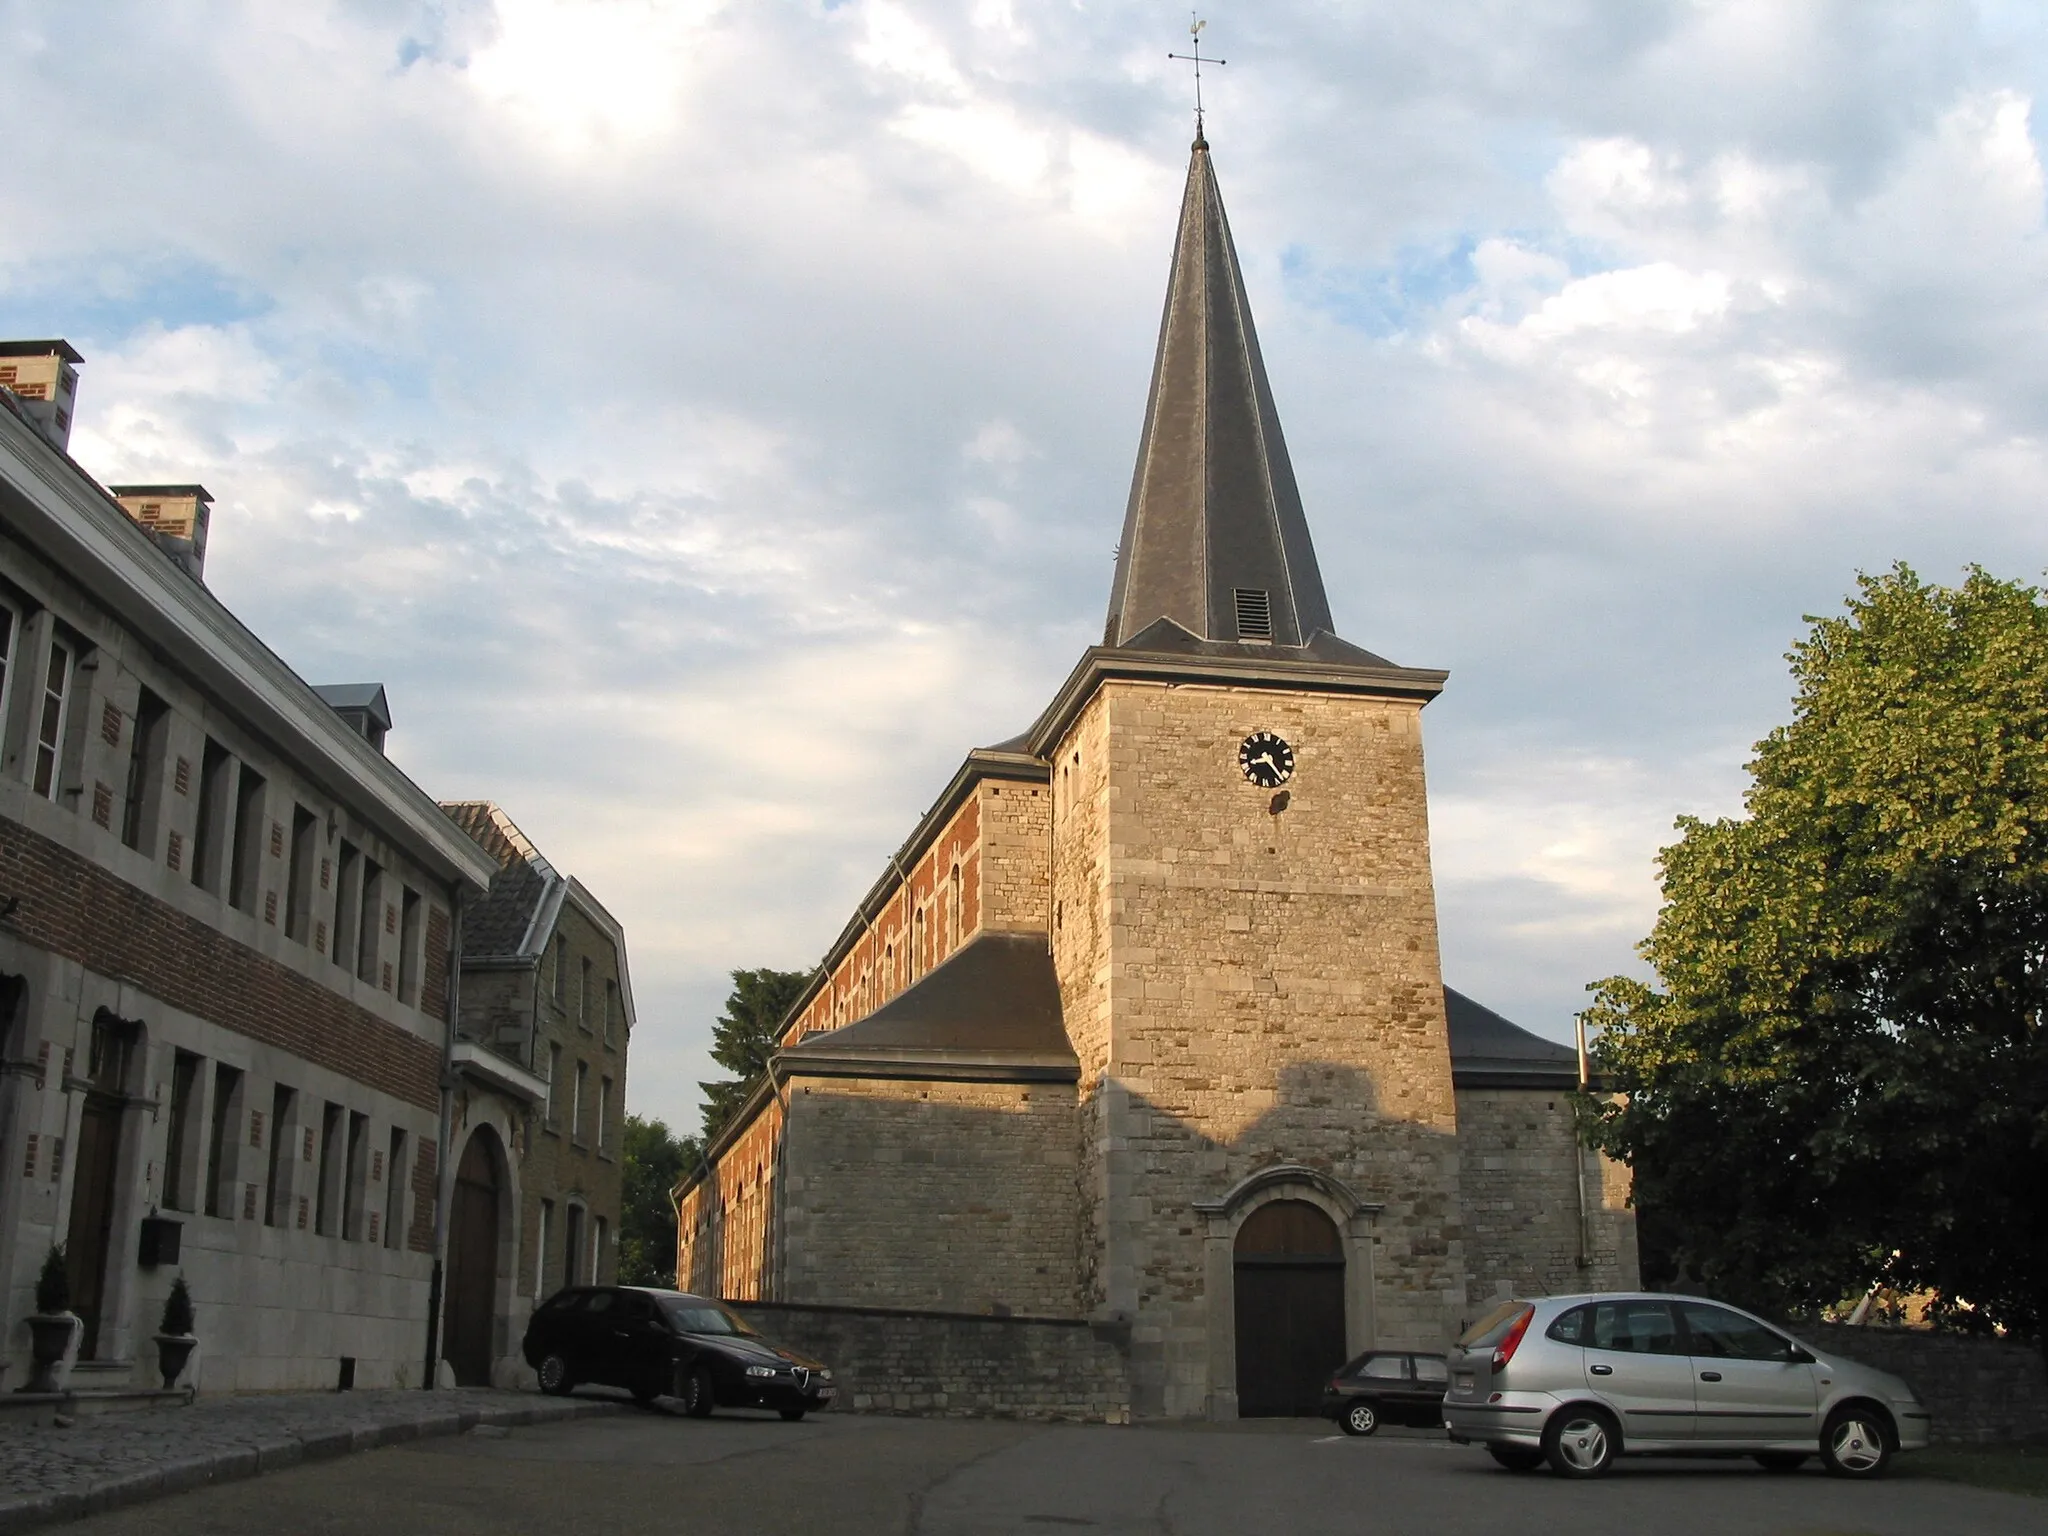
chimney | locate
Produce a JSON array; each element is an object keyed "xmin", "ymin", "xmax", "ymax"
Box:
[
  {"xmin": 0, "ymin": 340, "xmax": 84, "ymax": 454},
  {"xmin": 109, "ymin": 485, "xmax": 213, "ymax": 582}
]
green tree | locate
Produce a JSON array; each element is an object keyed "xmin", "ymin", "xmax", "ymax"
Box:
[
  {"xmin": 1585, "ymin": 565, "xmax": 2048, "ymax": 1343},
  {"xmin": 698, "ymin": 967, "xmax": 812, "ymax": 1143},
  {"xmin": 617, "ymin": 1114, "xmax": 699, "ymax": 1287}
]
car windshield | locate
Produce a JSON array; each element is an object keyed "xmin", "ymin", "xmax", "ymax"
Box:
[
  {"xmin": 1457, "ymin": 1301, "xmax": 1531, "ymax": 1349},
  {"xmin": 656, "ymin": 1298, "xmax": 759, "ymax": 1337}
]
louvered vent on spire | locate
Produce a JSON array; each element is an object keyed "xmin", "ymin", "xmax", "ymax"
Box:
[{"xmin": 1104, "ymin": 139, "xmax": 1334, "ymax": 650}]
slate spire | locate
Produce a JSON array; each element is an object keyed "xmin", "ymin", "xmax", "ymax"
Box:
[{"xmin": 1104, "ymin": 137, "xmax": 1335, "ymax": 650}]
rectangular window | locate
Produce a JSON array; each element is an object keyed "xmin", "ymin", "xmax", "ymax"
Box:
[
  {"xmin": 398, "ymin": 886, "xmax": 422, "ymax": 1004},
  {"xmin": 315, "ymin": 1101, "xmax": 343, "ymax": 1236},
  {"xmin": 162, "ymin": 1050, "xmax": 202, "ymax": 1211},
  {"xmin": 535, "ymin": 1199, "xmax": 553, "ymax": 1298},
  {"xmin": 332, "ymin": 842, "xmax": 361, "ymax": 972},
  {"xmin": 343, "ymin": 1111, "xmax": 369, "ymax": 1240},
  {"xmin": 120, "ymin": 688, "xmax": 169, "ymax": 851},
  {"xmin": 263, "ymin": 1084, "xmax": 295, "ymax": 1227},
  {"xmin": 285, "ymin": 806, "xmax": 317, "ymax": 942},
  {"xmin": 562, "ymin": 1203, "xmax": 584, "ymax": 1291},
  {"xmin": 383, "ymin": 1128, "xmax": 407, "ymax": 1249},
  {"xmin": 552, "ymin": 935, "xmax": 567, "ymax": 1006},
  {"xmin": 31, "ymin": 636, "xmax": 72, "ymax": 800},
  {"xmin": 0, "ymin": 599, "xmax": 17, "ymax": 738},
  {"xmin": 591, "ymin": 1215, "xmax": 607, "ymax": 1284},
  {"xmin": 572, "ymin": 1060, "xmax": 587, "ymax": 1141},
  {"xmin": 356, "ymin": 860, "xmax": 381, "ymax": 983},
  {"xmin": 579, "ymin": 957, "xmax": 592, "ymax": 1032},
  {"xmin": 203, "ymin": 1064, "xmax": 243, "ymax": 1218},
  {"xmin": 597, "ymin": 1077, "xmax": 611, "ymax": 1152},
  {"xmin": 228, "ymin": 762, "xmax": 266, "ymax": 913},
  {"xmin": 604, "ymin": 980, "xmax": 618, "ymax": 1047},
  {"xmin": 192, "ymin": 739, "xmax": 232, "ymax": 892},
  {"xmin": 547, "ymin": 1042, "xmax": 562, "ymax": 1123}
]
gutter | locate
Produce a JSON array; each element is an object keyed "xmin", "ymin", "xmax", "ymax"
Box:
[{"xmin": 422, "ymin": 883, "xmax": 464, "ymax": 1389}]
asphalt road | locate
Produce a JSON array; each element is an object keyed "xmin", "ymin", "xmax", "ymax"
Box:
[{"xmin": 61, "ymin": 1405, "xmax": 2044, "ymax": 1536}]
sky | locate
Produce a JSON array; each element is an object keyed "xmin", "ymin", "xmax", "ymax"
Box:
[{"xmin": 8, "ymin": 0, "xmax": 2048, "ymax": 1134}]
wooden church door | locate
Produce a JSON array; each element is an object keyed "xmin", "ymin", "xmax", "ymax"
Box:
[{"xmin": 1233, "ymin": 1200, "xmax": 1346, "ymax": 1416}]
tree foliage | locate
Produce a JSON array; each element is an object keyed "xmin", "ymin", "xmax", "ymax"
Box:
[
  {"xmin": 1585, "ymin": 565, "xmax": 2048, "ymax": 1339},
  {"xmin": 617, "ymin": 1114, "xmax": 699, "ymax": 1287},
  {"xmin": 697, "ymin": 967, "xmax": 812, "ymax": 1143}
]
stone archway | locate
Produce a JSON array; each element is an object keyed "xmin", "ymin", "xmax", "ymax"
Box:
[
  {"xmin": 1195, "ymin": 1165, "xmax": 1384, "ymax": 1420},
  {"xmin": 444, "ymin": 1128, "xmax": 506, "ymax": 1387},
  {"xmin": 1232, "ymin": 1200, "xmax": 1345, "ymax": 1416}
]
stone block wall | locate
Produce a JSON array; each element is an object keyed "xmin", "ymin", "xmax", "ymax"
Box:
[
  {"xmin": 1453, "ymin": 1087, "xmax": 1637, "ymax": 1314},
  {"xmin": 780, "ymin": 1076, "xmax": 1080, "ymax": 1317},
  {"xmin": 1803, "ymin": 1324, "xmax": 2048, "ymax": 1444},
  {"xmin": 731, "ymin": 1299, "xmax": 1130, "ymax": 1422}
]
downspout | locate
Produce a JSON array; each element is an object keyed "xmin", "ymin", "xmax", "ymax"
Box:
[
  {"xmin": 1573, "ymin": 1015, "xmax": 1591, "ymax": 1274},
  {"xmin": 422, "ymin": 883, "xmax": 464, "ymax": 1388}
]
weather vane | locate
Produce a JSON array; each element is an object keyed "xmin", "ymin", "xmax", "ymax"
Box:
[{"xmin": 1167, "ymin": 14, "xmax": 1225, "ymax": 142}]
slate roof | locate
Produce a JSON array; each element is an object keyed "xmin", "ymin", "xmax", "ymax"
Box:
[
  {"xmin": 1443, "ymin": 987, "xmax": 1582, "ymax": 1088},
  {"xmin": 441, "ymin": 800, "xmax": 557, "ymax": 959},
  {"xmin": 1104, "ymin": 139, "xmax": 1335, "ymax": 651},
  {"xmin": 311, "ymin": 682, "xmax": 392, "ymax": 732}
]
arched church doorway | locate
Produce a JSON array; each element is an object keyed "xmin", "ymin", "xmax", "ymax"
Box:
[
  {"xmin": 443, "ymin": 1130, "xmax": 503, "ymax": 1387},
  {"xmin": 1233, "ymin": 1199, "xmax": 1346, "ymax": 1416}
]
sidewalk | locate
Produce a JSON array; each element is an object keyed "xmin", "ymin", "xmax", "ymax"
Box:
[{"xmin": 0, "ymin": 1387, "xmax": 619, "ymax": 1534}]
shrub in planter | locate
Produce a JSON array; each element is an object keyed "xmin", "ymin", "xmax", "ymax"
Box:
[
  {"xmin": 24, "ymin": 1243, "xmax": 76, "ymax": 1393},
  {"xmin": 153, "ymin": 1277, "xmax": 197, "ymax": 1389}
]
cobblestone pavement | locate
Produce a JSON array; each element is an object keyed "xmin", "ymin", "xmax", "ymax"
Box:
[{"xmin": 0, "ymin": 1387, "xmax": 616, "ymax": 1533}]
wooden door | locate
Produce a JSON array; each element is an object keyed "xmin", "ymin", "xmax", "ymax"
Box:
[
  {"xmin": 1233, "ymin": 1199, "xmax": 1347, "ymax": 1417},
  {"xmin": 66, "ymin": 1097, "xmax": 125, "ymax": 1359},
  {"xmin": 443, "ymin": 1133, "xmax": 500, "ymax": 1387}
]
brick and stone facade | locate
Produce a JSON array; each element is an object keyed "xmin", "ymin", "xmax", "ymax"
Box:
[
  {"xmin": 674, "ymin": 138, "xmax": 1635, "ymax": 1419},
  {"xmin": 0, "ymin": 370, "xmax": 498, "ymax": 1391}
]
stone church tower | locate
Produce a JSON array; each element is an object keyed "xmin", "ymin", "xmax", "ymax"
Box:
[{"xmin": 676, "ymin": 137, "xmax": 1636, "ymax": 1422}]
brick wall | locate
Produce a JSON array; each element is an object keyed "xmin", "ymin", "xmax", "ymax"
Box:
[
  {"xmin": 730, "ymin": 1299, "xmax": 1130, "ymax": 1422},
  {"xmin": 1453, "ymin": 1087, "xmax": 1637, "ymax": 1310},
  {"xmin": 0, "ymin": 815, "xmax": 441, "ymax": 1110},
  {"xmin": 1802, "ymin": 1324, "xmax": 2048, "ymax": 1445},
  {"xmin": 780, "ymin": 1076, "xmax": 1080, "ymax": 1316}
]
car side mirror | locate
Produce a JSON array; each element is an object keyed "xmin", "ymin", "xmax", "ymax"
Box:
[{"xmin": 1786, "ymin": 1345, "xmax": 1816, "ymax": 1364}]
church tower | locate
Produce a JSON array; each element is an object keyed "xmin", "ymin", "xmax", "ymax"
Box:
[{"xmin": 1037, "ymin": 135, "xmax": 1468, "ymax": 1419}]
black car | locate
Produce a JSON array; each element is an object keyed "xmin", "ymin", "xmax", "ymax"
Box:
[
  {"xmin": 522, "ymin": 1286, "xmax": 836, "ymax": 1420},
  {"xmin": 1320, "ymin": 1351, "xmax": 1449, "ymax": 1435}
]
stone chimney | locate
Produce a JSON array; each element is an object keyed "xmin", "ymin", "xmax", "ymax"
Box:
[
  {"xmin": 0, "ymin": 340, "xmax": 83, "ymax": 453},
  {"xmin": 109, "ymin": 485, "xmax": 213, "ymax": 582}
]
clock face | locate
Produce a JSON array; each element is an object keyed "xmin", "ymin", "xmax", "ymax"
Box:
[{"xmin": 1238, "ymin": 730, "xmax": 1295, "ymax": 788}]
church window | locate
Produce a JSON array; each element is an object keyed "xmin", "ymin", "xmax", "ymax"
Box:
[
  {"xmin": 948, "ymin": 863, "xmax": 962, "ymax": 952},
  {"xmin": 884, "ymin": 944, "xmax": 894, "ymax": 998},
  {"xmin": 1234, "ymin": 587, "xmax": 1273, "ymax": 639}
]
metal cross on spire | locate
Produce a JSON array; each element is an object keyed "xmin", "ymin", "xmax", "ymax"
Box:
[{"xmin": 1167, "ymin": 14, "xmax": 1226, "ymax": 144}]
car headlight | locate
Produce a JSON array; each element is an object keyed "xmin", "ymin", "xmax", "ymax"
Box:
[
  {"xmin": 745, "ymin": 1365, "xmax": 777, "ymax": 1378},
  {"xmin": 818, "ymin": 1370, "xmax": 833, "ymax": 1381}
]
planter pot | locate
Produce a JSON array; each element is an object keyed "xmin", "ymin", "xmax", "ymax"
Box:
[
  {"xmin": 23, "ymin": 1313, "xmax": 76, "ymax": 1394},
  {"xmin": 152, "ymin": 1333, "xmax": 197, "ymax": 1390}
]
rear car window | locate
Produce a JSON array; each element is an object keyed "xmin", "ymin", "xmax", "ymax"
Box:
[
  {"xmin": 1412, "ymin": 1355, "xmax": 1449, "ymax": 1385},
  {"xmin": 1458, "ymin": 1301, "xmax": 1532, "ymax": 1349}
]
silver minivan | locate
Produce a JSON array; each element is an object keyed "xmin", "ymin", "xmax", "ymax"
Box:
[{"xmin": 1442, "ymin": 1292, "xmax": 1931, "ymax": 1479}]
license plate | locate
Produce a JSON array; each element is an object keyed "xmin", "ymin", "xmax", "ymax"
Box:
[{"xmin": 816, "ymin": 1386, "xmax": 836, "ymax": 1399}]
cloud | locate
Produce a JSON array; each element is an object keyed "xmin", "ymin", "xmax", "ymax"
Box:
[{"xmin": 10, "ymin": 1, "xmax": 2048, "ymax": 1124}]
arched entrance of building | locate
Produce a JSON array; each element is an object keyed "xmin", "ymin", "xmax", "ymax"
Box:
[
  {"xmin": 1233, "ymin": 1198, "xmax": 1346, "ymax": 1416},
  {"xmin": 443, "ymin": 1129, "xmax": 504, "ymax": 1387}
]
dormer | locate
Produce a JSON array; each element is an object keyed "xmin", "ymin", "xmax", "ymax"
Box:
[{"xmin": 313, "ymin": 683, "xmax": 393, "ymax": 754}]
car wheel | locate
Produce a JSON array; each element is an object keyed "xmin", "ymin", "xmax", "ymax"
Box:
[
  {"xmin": 779, "ymin": 1407, "xmax": 806, "ymax": 1422},
  {"xmin": 1819, "ymin": 1407, "xmax": 1892, "ymax": 1479},
  {"xmin": 1755, "ymin": 1452, "xmax": 1808, "ymax": 1474},
  {"xmin": 1340, "ymin": 1402, "xmax": 1378, "ymax": 1437},
  {"xmin": 682, "ymin": 1364, "xmax": 716, "ymax": 1419},
  {"xmin": 1543, "ymin": 1406, "xmax": 1619, "ymax": 1478},
  {"xmin": 536, "ymin": 1353, "xmax": 574, "ymax": 1397},
  {"xmin": 1487, "ymin": 1446, "xmax": 1546, "ymax": 1473}
]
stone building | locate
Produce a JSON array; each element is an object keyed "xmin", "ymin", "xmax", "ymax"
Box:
[
  {"xmin": 674, "ymin": 139, "xmax": 1636, "ymax": 1420},
  {"xmin": 0, "ymin": 345, "xmax": 500, "ymax": 1391},
  {"xmin": 439, "ymin": 801, "xmax": 632, "ymax": 1388}
]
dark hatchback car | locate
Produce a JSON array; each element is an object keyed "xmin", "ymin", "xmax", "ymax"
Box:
[
  {"xmin": 1321, "ymin": 1351, "xmax": 1450, "ymax": 1435},
  {"xmin": 522, "ymin": 1286, "xmax": 835, "ymax": 1420}
]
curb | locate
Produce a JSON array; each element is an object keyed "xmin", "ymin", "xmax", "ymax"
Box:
[{"xmin": 0, "ymin": 1397, "xmax": 619, "ymax": 1535}]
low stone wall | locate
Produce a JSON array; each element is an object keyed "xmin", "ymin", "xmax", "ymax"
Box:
[
  {"xmin": 1805, "ymin": 1323, "xmax": 2048, "ymax": 1444},
  {"xmin": 729, "ymin": 1300, "xmax": 1130, "ymax": 1423}
]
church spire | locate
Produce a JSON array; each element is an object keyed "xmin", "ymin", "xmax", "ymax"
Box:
[{"xmin": 1104, "ymin": 139, "xmax": 1334, "ymax": 650}]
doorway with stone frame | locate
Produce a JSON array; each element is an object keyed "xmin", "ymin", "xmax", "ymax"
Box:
[{"xmin": 444, "ymin": 1128, "xmax": 506, "ymax": 1387}]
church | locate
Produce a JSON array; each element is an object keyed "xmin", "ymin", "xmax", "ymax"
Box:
[{"xmin": 675, "ymin": 134, "xmax": 1637, "ymax": 1421}]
